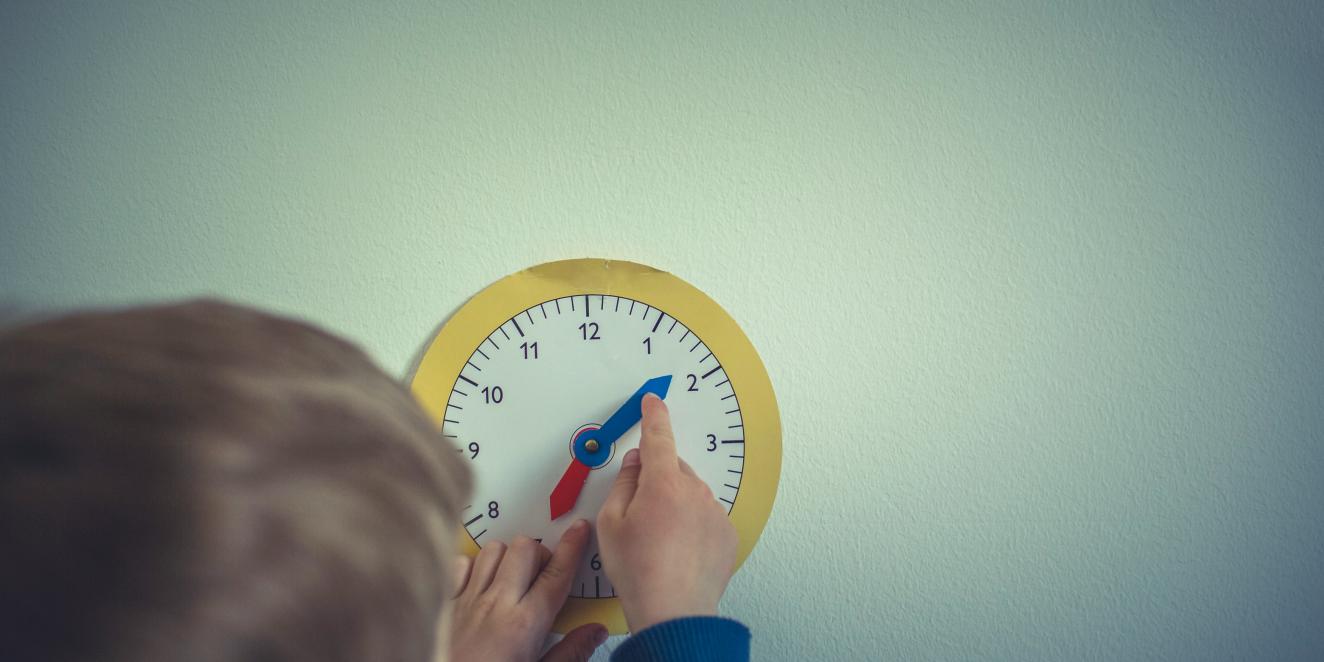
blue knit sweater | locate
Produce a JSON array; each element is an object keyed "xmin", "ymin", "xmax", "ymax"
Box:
[{"xmin": 610, "ymin": 617, "xmax": 750, "ymax": 661}]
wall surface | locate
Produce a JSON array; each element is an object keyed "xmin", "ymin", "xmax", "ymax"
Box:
[{"xmin": 3, "ymin": 1, "xmax": 1322, "ymax": 659}]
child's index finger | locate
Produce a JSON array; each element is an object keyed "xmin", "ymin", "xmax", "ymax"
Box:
[{"xmin": 639, "ymin": 392, "xmax": 678, "ymax": 473}]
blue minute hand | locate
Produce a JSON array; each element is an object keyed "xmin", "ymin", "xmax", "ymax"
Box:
[
  {"xmin": 550, "ymin": 375, "xmax": 673, "ymax": 520},
  {"xmin": 581, "ymin": 375, "xmax": 673, "ymax": 459}
]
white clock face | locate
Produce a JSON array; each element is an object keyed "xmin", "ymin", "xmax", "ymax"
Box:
[{"xmin": 440, "ymin": 294, "xmax": 746, "ymax": 599}]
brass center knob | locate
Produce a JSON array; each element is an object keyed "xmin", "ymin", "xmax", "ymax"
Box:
[{"xmin": 584, "ymin": 439, "xmax": 600, "ymax": 453}]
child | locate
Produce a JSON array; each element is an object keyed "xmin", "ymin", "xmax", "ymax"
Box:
[{"xmin": 0, "ymin": 301, "xmax": 750, "ymax": 661}]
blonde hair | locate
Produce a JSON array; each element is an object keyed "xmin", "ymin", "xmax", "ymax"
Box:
[{"xmin": 0, "ymin": 300, "xmax": 470, "ymax": 662}]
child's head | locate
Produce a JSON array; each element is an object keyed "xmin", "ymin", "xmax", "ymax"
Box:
[{"xmin": 0, "ymin": 300, "xmax": 471, "ymax": 662}]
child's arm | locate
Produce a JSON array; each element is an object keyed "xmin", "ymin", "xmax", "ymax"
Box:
[{"xmin": 596, "ymin": 394, "xmax": 749, "ymax": 661}]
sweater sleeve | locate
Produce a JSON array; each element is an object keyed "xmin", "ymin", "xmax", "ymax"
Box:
[{"xmin": 609, "ymin": 616, "xmax": 750, "ymax": 662}]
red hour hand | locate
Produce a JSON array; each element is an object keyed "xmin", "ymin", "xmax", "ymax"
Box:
[{"xmin": 549, "ymin": 458, "xmax": 592, "ymax": 520}]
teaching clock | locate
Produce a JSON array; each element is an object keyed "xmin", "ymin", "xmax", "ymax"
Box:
[{"xmin": 409, "ymin": 258, "xmax": 781, "ymax": 634}]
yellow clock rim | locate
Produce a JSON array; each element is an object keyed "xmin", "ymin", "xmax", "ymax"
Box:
[{"xmin": 408, "ymin": 258, "xmax": 782, "ymax": 635}]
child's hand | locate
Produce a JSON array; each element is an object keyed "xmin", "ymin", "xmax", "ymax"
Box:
[
  {"xmin": 448, "ymin": 521, "xmax": 608, "ymax": 662},
  {"xmin": 596, "ymin": 393, "xmax": 740, "ymax": 633}
]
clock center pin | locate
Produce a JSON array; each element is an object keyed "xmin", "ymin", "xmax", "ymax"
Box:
[{"xmin": 570, "ymin": 422, "xmax": 612, "ymax": 469}]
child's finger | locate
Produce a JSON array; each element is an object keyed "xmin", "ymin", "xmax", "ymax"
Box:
[
  {"xmin": 678, "ymin": 456, "xmax": 700, "ymax": 479},
  {"xmin": 638, "ymin": 394, "xmax": 678, "ymax": 477},
  {"xmin": 526, "ymin": 519, "xmax": 591, "ymax": 611},
  {"xmin": 491, "ymin": 536, "xmax": 544, "ymax": 600},
  {"xmin": 466, "ymin": 540, "xmax": 507, "ymax": 595},
  {"xmin": 539, "ymin": 622, "xmax": 608, "ymax": 662},
  {"xmin": 450, "ymin": 555, "xmax": 473, "ymax": 599},
  {"xmin": 599, "ymin": 448, "xmax": 641, "ymax": 520}
]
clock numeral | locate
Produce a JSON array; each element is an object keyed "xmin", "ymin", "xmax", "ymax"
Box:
[
  {"xmin": 468, "ymin": 441, "xmax": 480, "ymax": 459},
  {"xmin": 686, "ymin": 374, "xmax": 699, "ymax": 392},
  {"xmin": 642, "ymin": 337, "xmax": 651, "ymax": 355},
  {"xmin": 520, "ymin": 341, "xmax": 539, "ymax": 359},
  {"xmin": 488, "ymin": 501, "xmax": 500, "ymax": 518},
  {"xmin": 578, "ymin": 322, "xmax": 601, "ymax": 341},
  {"xmin": 706, "ymin": 434, "xmax": 717, "ymax": 452},
  {"xmin": 590, "ymin": 553, "xmax": 602, "ymax": 571},
  {"xmin": 482, "ymin": 386, "xmax": 504, "ymax": 404}
]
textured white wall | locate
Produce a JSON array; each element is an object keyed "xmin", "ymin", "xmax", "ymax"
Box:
[{"xmin": 3, "ymin": 2, "xmax": 1322, "ymax": 659}]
